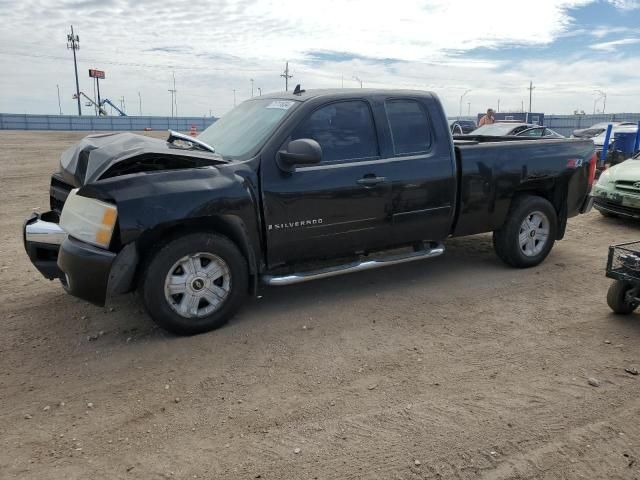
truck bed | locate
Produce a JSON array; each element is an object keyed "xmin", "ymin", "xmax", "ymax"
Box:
[{"xmin": 451, "ymin": 137, "xmax": 595, "ymax": 237}]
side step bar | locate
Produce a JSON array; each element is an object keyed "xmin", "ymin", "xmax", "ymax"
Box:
[{"xmin": 261, "ymin": 242, "xmax": 445, "ymax": 286}]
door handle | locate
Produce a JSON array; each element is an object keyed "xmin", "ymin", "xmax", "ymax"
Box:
[{"xmin": 357, "ymin": 176, "xmax": 387, "ymax": 186}]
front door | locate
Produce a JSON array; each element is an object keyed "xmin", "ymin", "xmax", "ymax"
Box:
[{"xmin": 261, "ymin": 99, "xmax": 393, "ymax": 267}]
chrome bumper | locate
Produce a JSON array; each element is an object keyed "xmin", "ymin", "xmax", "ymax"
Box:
[
  {"xmin": 25, "ymin": 214, "xmax": 67, "ymax": 245},
  {"xmin": 23, "ymin": 212, "xmax": 67, "ymax": 280}
]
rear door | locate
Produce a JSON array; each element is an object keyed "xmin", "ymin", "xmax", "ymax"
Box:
[
  {"xmin": 261, "ymin": 99, "xmax": 394, "ymax": 267},
  {"xmin": 382, "ymin": 98, "xmax": 456, "ymax": 244}
]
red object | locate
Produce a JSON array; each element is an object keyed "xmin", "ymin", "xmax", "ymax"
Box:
[
  {"xmin": 189, "ymin": 124, "xmax": 198, "ymax": 137},
  {"xmin": 588, "ymin": 153, "xmax": 597, "ymax": 187},
  {"xmin": 144, "ymin": 127, "xmax": 152, "ymax": 131},
  {"xmin": 88, "ymin": 69, "xmax": 105, "ymax": 79}
]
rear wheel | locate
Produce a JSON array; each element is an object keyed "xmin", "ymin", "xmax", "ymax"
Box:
[
  {"xmin": 493, "ymin": 195, "xmax": 557, "ymax": 268},
  {"xmin": 141, "ymin": 233, "xmax": 248, "ymax": 335},
  {"xmin": 607, "ymin": 280, "xmax": 639, "ymax": 314}
]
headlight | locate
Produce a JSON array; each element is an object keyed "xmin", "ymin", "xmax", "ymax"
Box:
[
  {"xmin": 596, "ymin": 169, "xmax": 611, "ymax": 187},
  {"xmin": 60, "ymin": 189, "xmax": 118, "ymax": 249}
]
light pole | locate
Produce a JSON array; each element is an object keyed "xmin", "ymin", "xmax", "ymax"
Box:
[
  {"xmin": 56, "ymin": 84, "xmax": 62, "ymax": 115},
  {"xmin": 353, "ymin": 76, "xmax": 363, "ymax": 88},
  {"xmin": 467, "ymin": 102, "xmax": 471, "ymax": 116},
  {"xmin": 459, "ymin": 90, "xmax": 471, "ymax": 119},
  {"xmin": 138, "ymin": 91, "xmax": 142, "ymax": 116},
  {"xmin": 257, "ymin": 87, "xmax": 262, "ymax": 96},
  {"xmin": 250, "ymin": 78, "xmax": 254, "ymax": 97},
  {"xmin": 594, "ymin": 90, "xmax": 607, "ymax": 114},
  {"xmin": 66, "ymin": 25, "xmax": 81, "ymax": 116}
]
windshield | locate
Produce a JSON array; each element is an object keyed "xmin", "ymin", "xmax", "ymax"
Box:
[
  {"xmin": 471, "ymin": 123, "xmax": 526, "ymax": 135},
  {"xmin": 197, "ymin": 98, "xmax": 299, "ymax": 160}
]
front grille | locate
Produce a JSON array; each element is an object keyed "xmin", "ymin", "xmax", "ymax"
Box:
[
  {"xmin": 615, "ymin": 180, "xmax": 640, "ymax": 194},
  {"xmin": 50, "ymin": 174, "xmax": 74, "ymax": 212}
]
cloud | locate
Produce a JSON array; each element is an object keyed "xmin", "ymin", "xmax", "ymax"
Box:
[
  {"xmin": 590, "ymin": 37, "xmax": 640, "ymax": 51},
  {"xmin": 608, "ymin": 0, "xmax": 640, "ymax": 9},
  {"xmin": 0, "ymin": 0, "xmax": 639, "ymax": 117}
]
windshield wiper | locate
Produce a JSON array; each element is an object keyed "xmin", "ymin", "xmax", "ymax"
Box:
[{"xmin": 167, "ymin": 130, "xmax": 217, "ymax": 154}]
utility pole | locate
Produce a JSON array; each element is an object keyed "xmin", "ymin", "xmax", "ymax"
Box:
[
  {"xmin": 353, "ymin": 76, "xmax": 363, "ymax": 88},
  {"xmin": 528, "ymin": 81, "xmax": 535, "ymax": 114},
  {"xmin": 172, "ymin": 71, "xmax": 178, "ymax": 117},
  {"xmin": 280, "ymin": 62, "xmax": 293, "ymax": 91},
  {"xmin": 67, "ymin": 25, "xmax": 81, "ymax": 116},
  {"xmin": 138, "ymin": 91, "xmax": 142, "ymax": 116},
  {"xmin": 168, "ymin": 89, "xmax": 175, "ymax": 116},
  {"xmin": 56, "ymin": 84, "xmax": 62, "ymax": 115},
  {"xmin": 250, "ymin": 78, "xmax": 254, "ymax": 97},
  {"xmin": 233, "ymin": 89, "xmax": 236, "ymax": 107},
  {"xmin": 459, "ymin": 89, "xmax": 471, "ymax": 119}
]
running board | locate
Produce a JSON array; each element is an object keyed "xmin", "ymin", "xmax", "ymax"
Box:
[{"xmin": 261, "ymin": 243, "xmax": 445, "ymax": 286}]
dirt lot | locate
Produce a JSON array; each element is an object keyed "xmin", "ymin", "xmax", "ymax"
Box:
[{"xmin": 2, "ymin": 131, "xmax": 640, "ymax": 479}]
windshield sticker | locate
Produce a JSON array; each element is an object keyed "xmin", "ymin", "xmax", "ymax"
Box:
[{"xmin": 266, "ymin": 100, "xmax": 295, "ymax": 110}]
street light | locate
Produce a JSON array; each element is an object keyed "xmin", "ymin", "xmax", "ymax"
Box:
[
  {"xmin": 353, "ymin": 76, "xmax": 363, "ymax": 88},
  {"xmin": 459, "ymin": 89, "xmax": 471, "ymax": 119},
  {"xmin": 594, "ymin": 90, "xmax": 607, "ymax": 114},
  {"xmin": 250, "ymin": 78, "xmax": 254, "ymax": 97},
  {"xmin": 257, "ymin": 87, "xmax": 262, "ymax": 96}
]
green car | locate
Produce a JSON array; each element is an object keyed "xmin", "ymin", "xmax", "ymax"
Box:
[{"xmin": 593, "ymin": 152, "xmax": 640, "ymax": 219}]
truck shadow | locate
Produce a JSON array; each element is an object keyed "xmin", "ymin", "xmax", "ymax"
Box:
[
  {"xmin": 235, "ymin": 234, "xmax": 504, "ymax": 324},
  {"xmin": 22, "ymin": 232, "xmax": 582, "ymax": 343}
]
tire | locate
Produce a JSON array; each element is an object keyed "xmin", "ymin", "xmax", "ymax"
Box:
[
  {"xmin": 493, "ymin": 195, "xmax": 558, "ymax": 268},
  {"xmin": 141, "ymin": 233, "xmax": 248, "ymax": 335},
  {"xmin": 607, "ymin": 280, "xmax": 639, "ymax": 314}
]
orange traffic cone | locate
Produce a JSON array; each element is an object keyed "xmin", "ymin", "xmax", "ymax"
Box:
[{"xmin": 189, "ymin": 124, "xmax": 198, "ymax": 137}]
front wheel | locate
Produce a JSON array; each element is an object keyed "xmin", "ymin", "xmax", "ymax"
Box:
[
  {"xmin": 607, "ymin": 280, "xmax": 639, "ymax": 314},
  {"xmin": 141, "ymin": 233, "xmax": 248, "ymax": 335},
  {"xmin": 493, "ymin": 195, "xmax": 558, "ymax": 268}
]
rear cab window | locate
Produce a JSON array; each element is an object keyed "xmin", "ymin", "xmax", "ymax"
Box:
[{"xmin": 385, "ymin": 99, "xmax": 432, "ymax": 155}]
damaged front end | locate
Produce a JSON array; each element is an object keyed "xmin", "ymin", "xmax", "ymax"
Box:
[{"xmin": 23, "ymin": 131, "xmax": 226, "ymax": 305}]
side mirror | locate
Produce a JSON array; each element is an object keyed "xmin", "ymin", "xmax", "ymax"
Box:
[{"xmin": 278, "ymin": 138, "xmax": 322, "ymax": 170}]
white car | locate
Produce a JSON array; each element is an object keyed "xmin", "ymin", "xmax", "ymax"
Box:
[
  {"xmin": 592, "ymin": 124, "xmax": 638, "ymax": 152},
  {"xmin": 573, "ymin": 121, "xmax": 636, "ymax": 139}
]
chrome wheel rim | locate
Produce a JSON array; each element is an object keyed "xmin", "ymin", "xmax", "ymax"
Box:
[
  {"xmin": 164, "ymin": 253, "xmax": 231, "ymax": 319},
  {"xmin": 519, "ymin": 210, "xmax": 550, "ymax": 257}
]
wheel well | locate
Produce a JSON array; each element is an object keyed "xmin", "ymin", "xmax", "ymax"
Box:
[
  {"xmin": 512, "ymin": 183, "xmax": 568, "ymax": 239},
  {"xmin": 135, "ymin": 216, "xmax": 258, "ymax": 293}
]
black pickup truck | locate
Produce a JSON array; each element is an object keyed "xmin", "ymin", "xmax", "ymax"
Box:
[{"xmin": 24, "ymin": 88, "xmax": 596, "ymax": 334}]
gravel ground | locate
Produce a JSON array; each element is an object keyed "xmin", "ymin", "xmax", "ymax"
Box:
[{"xmin": 2, "ymin": 131, "xmax": 640, "ymax": 479}]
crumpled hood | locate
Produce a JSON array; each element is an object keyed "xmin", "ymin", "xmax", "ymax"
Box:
[
  {"xmin": 58, "ymin": 132, "xmax": 224, "ymax": 186},
  {"xmin": 605, "ymin": 158, "xmax": 640, "ymax": 183}
]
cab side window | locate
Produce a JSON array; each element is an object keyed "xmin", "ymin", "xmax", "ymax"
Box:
[
  {"xmin": 291, "ymin": 101, "xmax": 379, "ymax": 163},
  {"xmin": 385, "ymin": 100, "xmax": 432, "ymax": 155}
]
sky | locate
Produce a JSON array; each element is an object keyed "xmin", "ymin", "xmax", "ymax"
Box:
[{"xmin": 0, "ymin": 0, "xmax": 639, "ymax": 118}]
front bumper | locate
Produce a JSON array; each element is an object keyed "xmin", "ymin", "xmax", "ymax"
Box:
[
  {"xmin": 57, "ymin": 236, "xmax": 117, "ymax": 305},
  {"xmin": 24, "ymin": 211, "xmax": 138, "ymax": 306},
  {"xmin": 23, "ymin": 211, "xmax": 67, "ymax": 280},
  {"xmin": 594, "ymin": 198, "xmax": 640, "ymax": 219}
]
